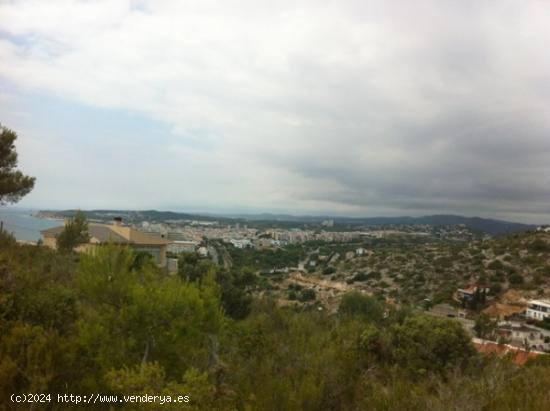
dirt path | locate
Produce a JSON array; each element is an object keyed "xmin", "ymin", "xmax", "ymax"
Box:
[{"xmin": 288, "ymin": 272, "xmax": 351, "ymax": 292}]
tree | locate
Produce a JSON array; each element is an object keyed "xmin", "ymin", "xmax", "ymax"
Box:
[
  {"xmin": 468, "ymin": 287, "xmax": 487, "ymax": 311},
  {"xmin": 359, "ymin": 324, "xmax": 384, "ymax": 357},
  {"xmin": 0, "ymin": 125, "xmax": 35, "ymax": 205},
  {"xmin": 178, "ymin": 252, "xmax": 214, "ymax": 282},
  {"xmin": 473, "ymin": 314, "xmax": 497, "ymax": 340},
  {"xmin": 389, "ymin": 315, "xmax": 476, "ymax": 375},
  {"xmin": 508, "ymin": 272, "xmax": 524, "ymax": 285},
  {"xmin": 56, "ymin": 211, "xmax": 90, "ymax": 253},
  {"xmin": 339, "ymin": 292, "xmax": 384, "ymax": 323},
  {"xmin": 76, "ymin": 245, "xmax": 224, "ymax": 382}
]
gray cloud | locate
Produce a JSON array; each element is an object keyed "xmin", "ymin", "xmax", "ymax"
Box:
[{"xmin": 0, "ymin": 0, "xmax": 549, "ymax": 223}]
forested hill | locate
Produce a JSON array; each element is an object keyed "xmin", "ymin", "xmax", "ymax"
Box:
[{"xmin": 359, "ymin": 215, "xmax": 536, "ymax": 235}]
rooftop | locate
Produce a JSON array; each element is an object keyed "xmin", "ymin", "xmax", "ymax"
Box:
[
  {"xmin": 472, "ymin": 338, "xmax": 544, "ymax": 365},
  {"xmin": 529, "ymin": 299, "xmax": 550, "ymax": 307}
]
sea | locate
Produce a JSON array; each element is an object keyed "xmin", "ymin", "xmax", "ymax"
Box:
[{"xmin": 0, "ymin": 208, "xmax": 62, "ymax": 243}]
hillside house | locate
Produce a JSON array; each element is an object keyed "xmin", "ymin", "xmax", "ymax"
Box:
[
  {"xmin": 497, "ymin": 323, "xmax": 550, "ymax": 352},
  {"xmin": 526, "ymin": 299, "xmax": 550, "ymax": 321},
  {"xmin": 40, "ymin": 218, "xmax": 169, "ymax": 267},
  {"xmin": 457, "ymin": 283, "xmax": 490, "ymax": 301}
]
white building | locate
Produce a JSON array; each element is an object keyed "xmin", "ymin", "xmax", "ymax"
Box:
[
  {"xmin": 167, "ymin": 240, "xmax": 198, "ymax": 254},
  {"xmin": 229, "ymin": 238, "xmax": 253, "ymax": 249},
  {"xmin": 498, "ymin": 322, "xmax": 550, "ymax": 351},
  {"xmin": 526, "ymin": 299, "xmax": 550, "ymax": 320}
]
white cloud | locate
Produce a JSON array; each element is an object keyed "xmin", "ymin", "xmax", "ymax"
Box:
[{"xmin": 1, "ymin": 0, "xmax": 550, "ymax": 222}]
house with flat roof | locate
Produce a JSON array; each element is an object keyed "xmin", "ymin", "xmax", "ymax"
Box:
[
  {"xmin": 497, "ymin": 323, "xmax": 550, "ymax": 352},
  {"xmin": 40, "ymin": 218, "xmax": 169, "ymax": 267},
  {"xmin": 526, "ymin": 299, "xmax": 550, "ymax": 321},
  {"xmin": 457, "ymin": 283, "xmax": 490, "ymax": 301}
]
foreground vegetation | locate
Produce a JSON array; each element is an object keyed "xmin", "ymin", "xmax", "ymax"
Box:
[{"xmin": 1, "ymin": 231, "xmax": 550, "ymax": 410}]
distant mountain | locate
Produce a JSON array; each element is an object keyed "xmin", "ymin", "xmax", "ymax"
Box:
[
  {"xmin": 358, "ymin": 215, "xmax": 535, "ymax": 235},
  {"xmin": 228, "ymin": 213, "xmax": 535, "ymax": 235},
  {"xmin": 40, "ymin": 209, "xmax": 536, "ymax": 235}
]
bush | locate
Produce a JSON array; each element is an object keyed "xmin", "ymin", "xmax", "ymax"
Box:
[
  {"xmin": 509, "ymin": 272, "xmax": 524, "ymax": 285},
  {"xmin": 389, "ymin": 315, "xmax": 476, "ymax": 375},
  {"xmin": 0, "ymin": 230, "xmax": 16, "ymax": 247},
  {"xmin": 288, "ymin": 283, "xmax": 303, "ymax": 291},
  {"xmin": 352, "ymin": 272, "xmax": 369, "ymax": 282},
  {"xmin": 489, "ymin": 282, "xmax": 502, "ymax": 295},
  {"xmin": 339, "ymin": 292, "xmax": 384, "ymax": 322},
  {"xmin": 528, "ymin": 238, "xmax": 550, "ymax": 253},
  {"xmin": 369, "ymin": 271, "xmax": 381, "ymax": 280},
  {"xmin": 487, "ymin": 260, "xmax": 504, "ymax": 270},
  {"xmin": 300, "ymin": 289, "xmax": 316, "ymax": 302}
]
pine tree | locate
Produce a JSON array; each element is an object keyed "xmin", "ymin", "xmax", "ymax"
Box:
[
  {"xmin": 56, "ymin": 211, "xmax": 90, "ymax": 253},
  {"xmin": 0, "ymin": 125, "xmax": 35, "ymax": 205}
]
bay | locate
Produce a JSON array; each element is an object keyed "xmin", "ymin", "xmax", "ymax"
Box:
[{"xmin": 0, "ymin": 208, "xmax": 62, "ymax": 242}]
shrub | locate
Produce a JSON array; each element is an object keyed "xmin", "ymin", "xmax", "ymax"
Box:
[
  {"xmin": 389, "ymin": 315, "xmax": 476, "ymax": 375},
  {"xmin": 339, "ymin": 292, "xmax": 384, "ymax": 322},
  {"xmin": 369, "ymin": 271, "xmax": 381, "ymax": 280},
  {"xmin": 352, "ymin": 272, "xmax": 369, "ymax": 282},
  {"xmin": 300, "ymin": 289, "xmax": 316, "ymax": 301},
  {"xmin": 487, "ymin": 260, "xmax": 504, "ymax": 270},
  {"xmin": 508, "ymin": 272, "xmax": 524, "ymax": 285},
  {"xmin": 528, "ymin": 238, "xmax": 550, "ymax": 253}
]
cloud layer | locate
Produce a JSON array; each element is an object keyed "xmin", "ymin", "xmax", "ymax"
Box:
[{"xmin": 1, "ymin": 0, "xmax": 549, "ymax": 222}]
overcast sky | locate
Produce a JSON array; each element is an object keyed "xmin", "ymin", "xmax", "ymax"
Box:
[{"xmin": 1, "ymin": 0, "xmax": 549, "ymax": 223}]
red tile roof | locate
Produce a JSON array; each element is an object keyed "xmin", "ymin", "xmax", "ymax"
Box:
[{"xmin": 472, "ymin": 338, "xmax": 543, "ymax": 365}]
